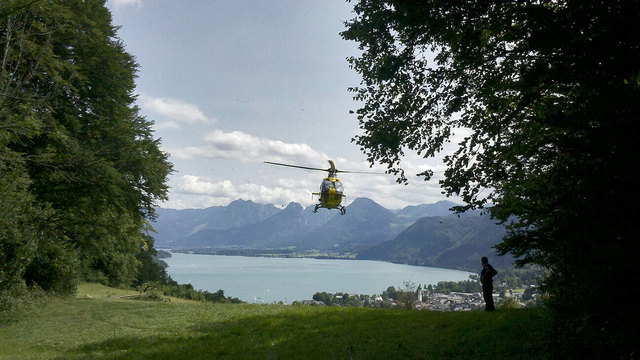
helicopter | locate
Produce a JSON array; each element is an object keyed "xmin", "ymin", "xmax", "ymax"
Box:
[{"xmin": 264, "ymin": 160, "xmax": 381, "ymax": 215}]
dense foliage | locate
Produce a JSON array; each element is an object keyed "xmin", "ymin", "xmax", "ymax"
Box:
[
  {"xmin": 155, "ymin": 280, "xmax": 243, "ymax": 304},
  {"xmin": 429, "ymin": 280, "xmax": 480, "ymax": 294},
  {"xmin": 1, "ymin": 0, "xmax": 172, "ymax": 303},
  {"xmin": 342, "ymin": 0, "xmax": 639, "ymax": 357}
]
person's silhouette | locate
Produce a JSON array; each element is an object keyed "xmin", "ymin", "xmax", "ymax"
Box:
[{"xmin": 480, "ymin": 256, "xmax": 498, "ymax": 311}]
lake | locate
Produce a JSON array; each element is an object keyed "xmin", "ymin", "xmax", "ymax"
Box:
[{"xmin": 163, "ymin": 252, "xmax": 475, "ymax": 304}]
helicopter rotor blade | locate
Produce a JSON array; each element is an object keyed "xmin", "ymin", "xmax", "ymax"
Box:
[
  {"xmin": 264, "ymin": 161, "xmax": 329, "ymax": 172},
  {"xmin": 328, "ymin": 159, "xmax": 385, "ymax": 175},
  {"xmin": 265, "ymin": 160, "xmax": 386, "ymax": 175},
  {"xmin": 336, "ymin": 169, "xmax": 386, "ymax": 175}
]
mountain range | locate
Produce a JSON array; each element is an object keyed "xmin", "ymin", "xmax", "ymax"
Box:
[{"xmin": 152, "ymin": 198, "xmax": 512, "ymax": 271}]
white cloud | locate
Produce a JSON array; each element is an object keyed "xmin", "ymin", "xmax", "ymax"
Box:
[
  {"xmin": 176, "ymin": 176, "xmax": 235, "ymax": 197},
  {"xmin": 153, "ymin": 121, "xmax": 181, "ymax": 130},
  {"xmin": 139, "ymin": 95, "xmax": 214, "ymax": 128},
  {"xmin": 109, "ymin": 0, "xmax": 142, "ymax": 9},
  {"xmin": 171, "ymin": 175, "xmax": 314, "ymax": 208},
  {"xmin": 171, "ymin": 130, "xmax": 329, "ymax": 164}
]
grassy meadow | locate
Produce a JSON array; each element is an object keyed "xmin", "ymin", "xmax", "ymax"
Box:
[{"xmin": 0, "ymin": 283, "xmax": 548, "ymax": 360}]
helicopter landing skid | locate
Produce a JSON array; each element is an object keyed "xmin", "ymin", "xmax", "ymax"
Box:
[{"xmin": 313, "ymin": 204, "xmax": 346, "ymax": 215}]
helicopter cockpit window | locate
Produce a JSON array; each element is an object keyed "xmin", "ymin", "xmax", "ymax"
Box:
[
  {"xmin": 334, "ymin": 181, "xmax": 344, "ymax": 194},
  {"xmin": 321, "ymin": 180, "xmax": 332, "ymax": 192}
]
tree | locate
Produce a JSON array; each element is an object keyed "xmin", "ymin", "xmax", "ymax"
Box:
[
  {"xmin": 0, "ymin": 161, "xmax": 78, "ymax": 304},
  {"xmin": 1, "ymin": 0, "xmax": 83, "ymax": 295},
  {"xmin": 135, "ymin": 235, "xmax": 169, "ymax": 285},
  {"xmin": 342, "ymin": 0, "xmax": 639, "ymax": 357},
  {"xmin": 1, "ymin": 0, "xmax": 172, "ymax": 291},
  {"xmin": 313, "ymin": 292, "xmax": 334, "ymax": 305},
  {"xmin": 397, "ymin": 281, "xmax": 416, "ymax": 309},
  {"xmin": 382, "ymin": 286, "xmax": 397, "ymax": 301}
]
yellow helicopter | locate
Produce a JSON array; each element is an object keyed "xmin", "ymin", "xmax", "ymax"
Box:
[{"xmin": 264, "ymin": 160, "xmax": 380, "ymax": 215}]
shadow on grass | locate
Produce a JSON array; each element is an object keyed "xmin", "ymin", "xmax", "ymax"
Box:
[{"xmin": 57, "ymin": 308, "xmax": 548, "ymax": 360}]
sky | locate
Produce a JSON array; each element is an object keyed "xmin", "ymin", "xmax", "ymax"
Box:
[{"xmin": 106, "ymin": 0, "xmax": 461, "ymax": 210}]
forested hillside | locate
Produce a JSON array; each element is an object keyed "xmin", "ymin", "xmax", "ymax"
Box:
[
  {"xmin": 1, "ymin": 0, "xmax": 172, "ymax": 299},
  {"xmin": 357, "ymin": 213, "xmax": 513, "ymax": 271}
]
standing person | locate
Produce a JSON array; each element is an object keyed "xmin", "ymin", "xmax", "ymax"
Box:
[{"xmin": 480, "ymin": 256, "xmax": 498, "ymax": 311}]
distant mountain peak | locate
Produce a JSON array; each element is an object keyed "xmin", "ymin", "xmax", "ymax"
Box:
[
  {"xmin": 283, "ymin": 202, "xmax": 304, "ymax": 212},
  {"xmin": 394, "ymin": 200, "xmax": 460, "ymax": 222},
  {"xmin": 227, "ymin": 198, "xmax": 254, "ymax": 207},
  {"xmin": 349, "ymin": 197, "xmax": 383, "ymax": 208}
]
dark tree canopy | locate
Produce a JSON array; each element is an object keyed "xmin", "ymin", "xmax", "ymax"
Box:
[
  {"xmin": 1, "ymin": 0, "xmax": 172, "ymax": 296},
  {"xmin": 342, "ymin": 0, "xmax": 639, "ymax": 357}
]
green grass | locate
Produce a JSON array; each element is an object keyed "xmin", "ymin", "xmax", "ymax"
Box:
[{"xmin": 0, "ymin": 283, "xmax": 549, "ymax": 359}]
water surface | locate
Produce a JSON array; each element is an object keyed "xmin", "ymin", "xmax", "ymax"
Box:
[{"xmin": 163, "ymin": 252, "xmax": 474, "ymax": 303}]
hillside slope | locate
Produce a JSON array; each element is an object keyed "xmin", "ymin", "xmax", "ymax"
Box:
[
  {"xmin": 358, "ymin": 213, "xmax": 512, "ymax": 271},
  {"xmin": 394, "ymin": 200, "xmax": 459, "ymax": 222},
  {"xmin": 0, "ymin": 283, "xmax": 548, "ymax": 360}
]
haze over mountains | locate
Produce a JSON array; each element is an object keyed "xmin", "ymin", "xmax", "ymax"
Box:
[{"xmin": 153, "ymin": 198, "xmax": 512, "ymax": 271}]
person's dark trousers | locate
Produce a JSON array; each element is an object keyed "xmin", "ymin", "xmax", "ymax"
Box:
[{"xmin": 483, "ymin": 284, "xmax": 495, "ymax": 311}]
